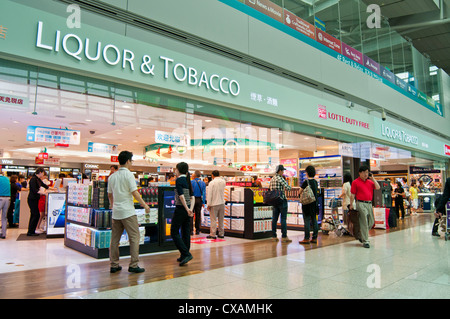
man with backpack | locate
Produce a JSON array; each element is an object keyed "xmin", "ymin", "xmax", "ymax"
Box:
[{"xmin": 269, "ymin": 165, "xmax": 292, "ymax": 243}]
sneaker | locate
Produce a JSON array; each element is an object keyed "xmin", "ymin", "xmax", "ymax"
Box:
[
  {"xmin": 299, "ymin": 239, "xmax": 310, "ymax": 244},
  {"xmin": 363, "ymin": 242, "xmax": 370, "ymax": 248},
  {"xmin": 179, "ymin": 255, "xmax": 193, "ymax": 266},
  {"xmin": 218, "ymin": 235, "xmax": 225, "ymax": 239},
  {"xmin": 128, "ymin": 266, "xmax": 145, "ymax": 273},
  {"xmin": 281, "ymin": 237, "xmax": 292, "ymax": 243},
  {"xmin": 206, "ymin": 235, "xmax": 217, "ymax": 240},
  {"xmin": 110, "ymin": 265, "xmax": 122, "ymax": 273}
]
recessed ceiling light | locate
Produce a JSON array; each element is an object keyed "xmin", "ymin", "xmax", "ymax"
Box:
[
  {"xmin": 122, "ymin": 104, "xmax": 132, "ymax": 109},
  {"xmin": 205, "ymin": 120, "xmax": 212, "ymax": 122},
  {"xmin": 136, "ymin": 127, "xmax": 142, "ymax": 130},
  {"xmin": 304, "ymin": 137, "xmax": 310, "ymax": 140},
  {"xmin": 13, "ymin": 121, "xmax": 19, "ymax": 124},
  {"xmin": 116, "ymin": 132, "xmax": 123, "ymax": 135},
  {"xmin": 85, "ymin": 119, "xmax": 92, "ymax": 122}
]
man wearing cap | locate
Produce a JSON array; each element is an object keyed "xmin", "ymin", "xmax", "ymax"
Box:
[{"xmin": 269, "ymin": 165, "xmax": 292, "ymax": 242}]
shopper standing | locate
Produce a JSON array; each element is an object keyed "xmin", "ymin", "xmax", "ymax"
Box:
[
  {"xmin": 108, "ymin": 151, "xmax": 149, "ymax": 273},
  {"xmin": 349, "ymin": 165, "xmax": 380, "ymax": 248},
  {"xmin": 339, "ymin": 173, "xmax": 355, "ymax": 226},
  {"xmin": 410, "ymin": 182, "xmax": 419, "ymax": 214},
  {"xmin": 7, "ymin": 175, "xmax": 20, "ymax": 228},
  {"xmin": 393, "ymin": 181, "xmax": 406, "ymax": 220},
  {"xmin": 27, "ymin": 168, "xmax": 48, "ymax": 236},
  {"xmin": 269, "ymin": 165, "xmax": 292, "ymax": 243},
  {"xmin": 206, "ymin": 170, "xmax": 226, "ymax": 239},
  {"xmin": 299, "ymin": 166, "xmax": 320, "ymax": 244},
  {"xmin": 432, "ymin": 177, "xmax": 450, "ymax": 237},
  {"xmin": 0, "ymin": 169, "xmax": 11, "ymax": 239},
  {"xmin": 191, "ymin": 170, "xmax": 206, "ymax": 235},
  {"xmin": 172, "ymin": 162, "xmax": 195, "ymax": 266}
]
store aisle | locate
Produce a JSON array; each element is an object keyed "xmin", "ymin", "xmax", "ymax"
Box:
[{"xmin": 77, "ymin": 214, "xmax": 449, "ymax": 299}]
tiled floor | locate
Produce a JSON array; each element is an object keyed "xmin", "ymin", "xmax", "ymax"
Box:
[
  {"xmin": 1, "ymin": 214, "xmax": 448, "ymax": 299},
  {"xmin": 78, "ymin": 215, "xmax": 448, "ymax": 299}
]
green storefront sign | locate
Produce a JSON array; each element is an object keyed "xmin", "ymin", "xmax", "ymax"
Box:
[{"xmin": 0, "ymin": 0, "xmax": 448, "ymax": 159}]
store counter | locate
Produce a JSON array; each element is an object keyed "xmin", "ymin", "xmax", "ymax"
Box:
[{"xmin": 18, "ymin": 190, "xmax": 66, "ymax": 237}]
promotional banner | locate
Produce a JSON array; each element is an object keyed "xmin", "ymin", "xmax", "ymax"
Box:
[
  {"xmin": 26, "ymin": 126, "xmax": 81, "ymax": 145},
  {"xmin": 46, "ymin": 193, "xmax": 66, "ymax": 236},
  {"xmin": 88, "ymin": 142, "xmax": 118, "ymax": 154}
]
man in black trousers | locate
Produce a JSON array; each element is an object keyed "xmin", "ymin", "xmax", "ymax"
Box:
[{"xmin": 432, "ymin": 177, "xmax": 450, "ymax": 237}]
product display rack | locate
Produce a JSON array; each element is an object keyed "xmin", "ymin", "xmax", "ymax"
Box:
[
  {"xmin": 200, "ymin": 187, "xmax": 273, "ymax": 239},
  {"xmin": 64, "ymin": 182, "xmax": 175, "ymax": 259}
]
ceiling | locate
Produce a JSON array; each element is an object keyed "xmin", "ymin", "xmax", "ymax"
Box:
[{"xmin": 362, "ymin": 0, "xmax": 450, "ymax": 75}]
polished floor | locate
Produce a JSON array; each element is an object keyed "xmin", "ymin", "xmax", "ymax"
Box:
[{"xmin": 0, "ymin": 213, "xmax": 448, "ymax": 299}]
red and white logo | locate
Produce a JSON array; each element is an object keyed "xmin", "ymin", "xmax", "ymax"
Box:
[
  {"xmin": 318, "ymin": 105, "xmax": 327, "ymax": 119},
  {"xmin": 445, "ymin": 144, "xmax": 450, "ymax": 156}
]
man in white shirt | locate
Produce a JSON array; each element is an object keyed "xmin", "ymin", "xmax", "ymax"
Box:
[
  {"xmin": 206, "ymin": 170, "xmax": 226, "ymax": 239},
  {"xmin": 108, "ymin": 151, "xmax": 150, "ymax": 273}
]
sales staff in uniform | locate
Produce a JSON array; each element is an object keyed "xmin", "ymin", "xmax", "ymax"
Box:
[
  {"xmin": 27, "ymin": 168, "xmax": 49, "ymax": 236},
  {"xmin": 349, "ymin": 165, "xmax": 380, "ymax": 248},
  {"xmin": 190, "ymin": 170, "xmax": 206, "ymax": 235}
]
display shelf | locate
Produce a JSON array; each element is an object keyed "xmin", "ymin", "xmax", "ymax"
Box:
[
  {"xmin": 199, "ymin": 187, "xmax": 273, "ymax": 239},
  {"xmin": 64, "ymin": 183, "xmax": 176, "ymax": 259}
]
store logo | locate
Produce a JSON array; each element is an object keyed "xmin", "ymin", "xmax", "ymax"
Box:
[
  {"xmin": 381, "ymin": 123, "xmax": 419, "ymax": 145},
  {"xmin": 0, "ymin": 25, "xmax": 8, "ymax": 39},
  {"xmin": 318, "ymin": 104, "xmax": 327, "ymax": 119},
  {"xmin": 445, "ymin": 144, "xmax": 450, "ymax": 156}
]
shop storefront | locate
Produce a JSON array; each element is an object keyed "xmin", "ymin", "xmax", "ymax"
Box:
[{"xmin": 0, "ymin": 1, "xmax": 448, "ymax": 257}]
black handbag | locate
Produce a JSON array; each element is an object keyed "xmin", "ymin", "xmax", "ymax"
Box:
[{"xmin": 263, "ymin": 189, "xmax": 283, "ymax": 206}]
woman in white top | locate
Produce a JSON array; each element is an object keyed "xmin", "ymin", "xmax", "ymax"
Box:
[{"xmin": 340, "ymin": 173, "xmax": 355, "ymax": 225}]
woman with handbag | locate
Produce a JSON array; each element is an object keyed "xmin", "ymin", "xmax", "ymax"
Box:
[
  {"xmin": 299, "ymin": 165, "xmax": 319, "ymax": 244},
  {"xmin": 27, "ymin": 168, "xmax": 48, "ymax": 236}
]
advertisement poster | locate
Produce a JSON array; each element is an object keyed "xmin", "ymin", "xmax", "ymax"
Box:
[
  {"xmin": 27, "ymin": 126, "xmax": 81, "ymax": 145},
  {"xmin": 341, "ymin": 42, "xmax": 363, "ymax": 65},
  {"xmin": 280, "ymin": 158, "xmax": 298, "ymax": 178},
  {"xmin": 46, "ymin": 193, "xmax": 66, "ymax": 236},
  {"xmin": 88, "ymin": 142, "xmax": 118, "ymax": 154}
]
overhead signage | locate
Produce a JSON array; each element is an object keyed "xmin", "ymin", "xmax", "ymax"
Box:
[
  {"xmin": 0, "ymin": 93, "xmax": 28, "ymax": 107},
  {"xmin": 380, "ymin": 66, "xmax": 395, "ymax": 84},
  {"xmin": 284, "ymin": 10, "xmax": 315, "ymax": 40},
  {"xmin": 363, "ymin": 55, "xmax": 380, "ymax": 75},
  {"xmin": 381, "ymin": 123, "xmax": 419, "ymax": 146},
  {"xmin": 88, "ymin": 142, "xmax": 118, "ymax": 154},
  {"xmin": 318, "ymin": 105, "xmax": 370, "ymax": 130},
  {"xmin": 445, "ymin": 144, "xmax": 450, "ymax": 157},
  {"xmin": 341, "ymin": 43, "xmax": 363, "ymax": 65},
  {"xmin": 26, "ymin": 126, "xmax": 80, "ymax": 145},
  {"xmin": 155, "ymin": 130, "xmax": 190, "ymax": 146},
  {"xmin": 315, "ymin": 29, "xmax": 341, "ymax": 53},
  {"xmin": 244, "ymin": 0, "xmax": 283, "ymax": 23}
]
